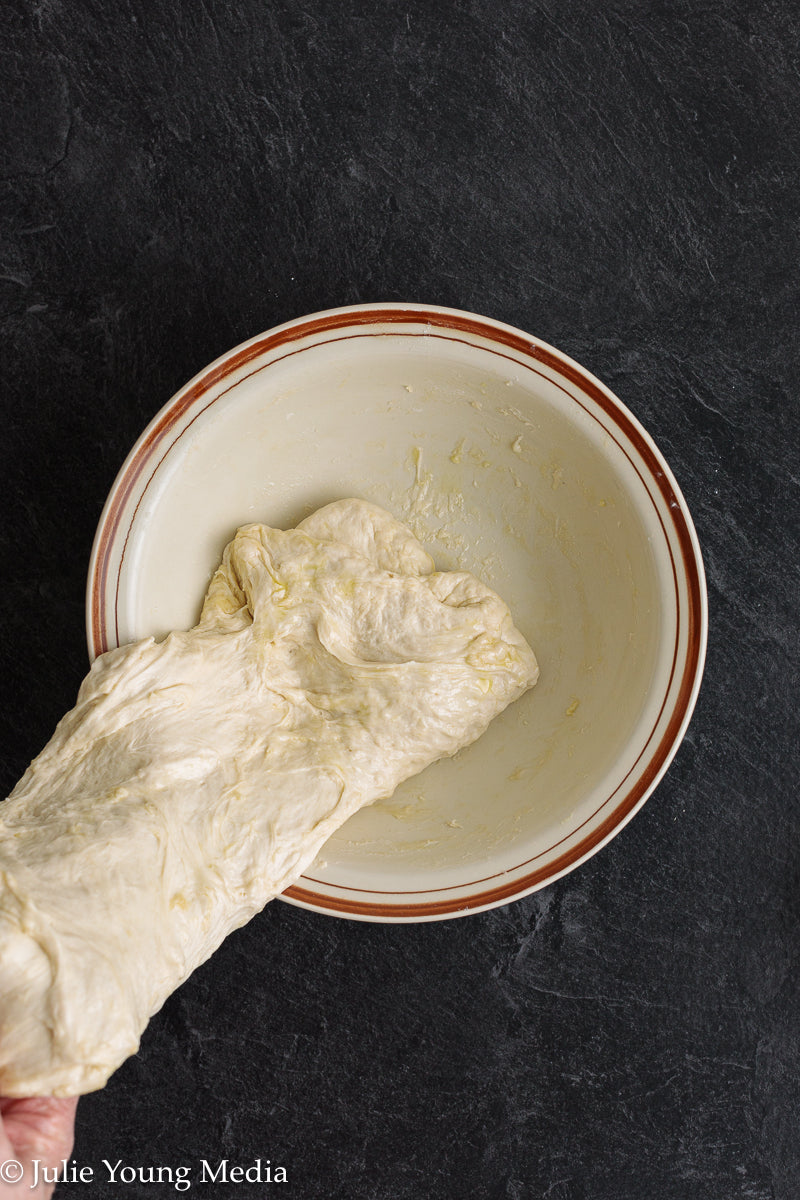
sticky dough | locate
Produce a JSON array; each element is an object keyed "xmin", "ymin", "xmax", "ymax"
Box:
[{"xmin": 0, "ymin": 500, "xmax": 538, "ymax": 1096}]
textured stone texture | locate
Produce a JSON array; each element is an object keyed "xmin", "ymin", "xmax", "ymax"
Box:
[{"xmin": 1, "ymin": 1, "xmax": 798, "ymax": 1197}]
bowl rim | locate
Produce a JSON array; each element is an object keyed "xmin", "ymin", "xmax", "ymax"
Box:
[{"xmin": 86, "ymin": 302, "xmax": 708, "ymax": 921}]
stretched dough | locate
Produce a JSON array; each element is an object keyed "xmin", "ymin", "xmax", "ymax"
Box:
[{"xmin": 0, "ymin": 500, "xmax": 538, "ymax": 1096}]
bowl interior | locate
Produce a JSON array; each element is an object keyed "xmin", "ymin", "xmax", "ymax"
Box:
[{"xmin": 104, "ymin": 322, "xmax": 676, "ymax": 910}]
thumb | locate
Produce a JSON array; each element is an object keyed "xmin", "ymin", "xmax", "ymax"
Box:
[{"xmin": 0, "ymin": 1098, "xmax": 78, "ymax": 1199}]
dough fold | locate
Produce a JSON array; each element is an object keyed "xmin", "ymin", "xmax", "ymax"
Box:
[{"xmin": 0, "ymin": 500, "xmax": 538, "ymax": 1095}]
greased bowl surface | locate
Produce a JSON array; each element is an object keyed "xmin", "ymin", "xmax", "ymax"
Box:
[{"xmin": 87, "ymin": 303, "xmax": 707, "ymax": 921}]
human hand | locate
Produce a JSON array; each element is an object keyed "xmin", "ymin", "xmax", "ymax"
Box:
[{"xmin": 0, "ymin": 1098, "xmax": 78, "ymax": 1198}]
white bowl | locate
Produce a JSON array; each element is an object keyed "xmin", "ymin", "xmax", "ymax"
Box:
[{"xmin": 87, "ymin": 303, "xmax": 707, "ymax": 922}]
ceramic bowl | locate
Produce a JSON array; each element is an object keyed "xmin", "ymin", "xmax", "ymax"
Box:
[{"xmin": 87, "ymin": 303, "xmax": 707, "ymax": 921}]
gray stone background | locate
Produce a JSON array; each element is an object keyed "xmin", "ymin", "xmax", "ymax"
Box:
[{"xmin": 1, "ymin": 1, "xmax": 798, "ymax": 1197}]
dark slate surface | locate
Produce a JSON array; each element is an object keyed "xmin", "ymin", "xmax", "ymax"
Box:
[{"xmin": 1, "ymin": 1, "xmax": 798, "ymax": 1197}]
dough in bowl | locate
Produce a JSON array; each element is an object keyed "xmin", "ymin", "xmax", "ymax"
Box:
[{"xmin": 0, "ymin": 500, "xmax": 538, "ymax": 1095}]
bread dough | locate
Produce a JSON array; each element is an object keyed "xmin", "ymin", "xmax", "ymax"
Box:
[{"xmin": 0, "ymin": 500, "xmax": 538, "ymax": 1096}]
